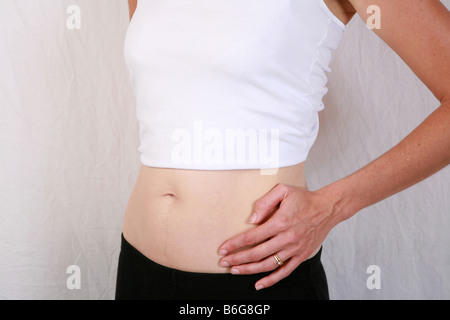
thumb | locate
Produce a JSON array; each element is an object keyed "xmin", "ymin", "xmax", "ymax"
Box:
[{"xmin": 249, "ymin": 183, "xmax": 290, "ymax": 224}]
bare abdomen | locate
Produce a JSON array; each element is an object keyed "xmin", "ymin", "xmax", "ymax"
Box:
[{"xmin": 122, "ymin": 163, "xmax": 307, "ymax": 273}]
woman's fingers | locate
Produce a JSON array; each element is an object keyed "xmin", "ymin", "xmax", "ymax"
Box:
[
  {"xmin": 249, "ymin": 183, "xmax": 291, "ymax": 224},
  {"xmin": 219, "ymin": 229, "xmax": 293, "ymax": 267},
  {"xmin": 219, "ymin": 185, "xmax": 294, "ymax": 257},
  {"xmin": 254, "ymin": 255, "xmax": 305, "ymax": 290},
  {"xmin": 218, "ymin": 205, "xmax": 294, "ymax": 257},
  {"xmin": 218, "ymin": 220, "xmax": 278, "ymax": 256},
  {"xmin": 230, "ymin": 250, "xmax": 290, "ymax": 275},
  {"xmin": 220, "ymin": 236, "xmax": 307, "ymax": 291}
]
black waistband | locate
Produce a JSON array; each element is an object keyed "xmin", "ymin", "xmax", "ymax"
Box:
[{"xmin": 120, "ymin": 233, "xmax": 323, "ymax": 288}]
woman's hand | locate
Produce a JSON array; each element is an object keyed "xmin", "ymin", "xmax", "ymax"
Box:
[{"xmin": 218, "ymin": 183, "xmax": 343, "ymax": 290}]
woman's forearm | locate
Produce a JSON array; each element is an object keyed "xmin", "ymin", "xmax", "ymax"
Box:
[{"xmin": 319, "ymin": 100, "xmax": 450, "ymax": 223}]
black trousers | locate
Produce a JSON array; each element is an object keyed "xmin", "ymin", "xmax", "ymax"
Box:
[{"xmin": 115, "ymin": 234, "xmax": 329, "ymax": 300}]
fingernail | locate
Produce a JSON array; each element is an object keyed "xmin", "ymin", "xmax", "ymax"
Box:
[
  {"xmin": 231, "ymin": 268, "xmax": 240, "ymax": 274},
  {"xmin": 249, "ymin": 212, "xmax": 258, "ymax": 224},
  {"xmin": 255, "ymin": 284, "xmax": 264, "ymax": 291},
  {"xmin": 220, "ymin": 260, "xmax": 229, "ymax": 267},
  {"xmin": 219, "ymin": 249, "xmax": 228, "ymax": 256}
]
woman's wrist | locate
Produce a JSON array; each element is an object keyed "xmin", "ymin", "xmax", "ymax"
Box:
[
  {"xmin": 313, "ymin": 175, "xmax": 364, "ymax": 225},
  {"xmin": 313, "ymin": 102, "xmax": 450, "ymax": 226}
]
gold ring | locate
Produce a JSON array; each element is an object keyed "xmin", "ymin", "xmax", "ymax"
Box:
[{"xmin": 273, "ymin": 254, "xmax": 284, "ymax": 266}]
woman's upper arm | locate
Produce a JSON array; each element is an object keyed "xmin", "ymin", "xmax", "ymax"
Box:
[
  {"xmin": 348, "ymin": 0, "xmax": 450, "ymax": 104},
  {"xmin": 128, "ymin": 0, "xmax": 137, "ymax": 21}
]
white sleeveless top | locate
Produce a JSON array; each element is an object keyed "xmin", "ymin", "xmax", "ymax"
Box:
[{"xmin": 124, "ymin": 0, "xmax": 345, "ymax": 170}]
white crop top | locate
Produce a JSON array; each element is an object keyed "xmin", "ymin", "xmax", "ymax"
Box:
[{"xmin": 124, "ymin": 0, "xmax": 345, "ymax": 170}]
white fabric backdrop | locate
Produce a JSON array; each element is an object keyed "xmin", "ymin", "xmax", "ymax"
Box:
[{"xmin": 0, "ymin": 0, "xmax": 448, "ymax": 300}]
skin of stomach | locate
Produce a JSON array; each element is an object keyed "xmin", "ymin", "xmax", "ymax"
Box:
[{"xmin": 122, "ymin": 162, "xmax": 307, "ymax": 273}]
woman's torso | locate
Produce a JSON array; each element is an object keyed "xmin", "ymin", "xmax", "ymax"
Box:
[{"xmin": 122, "ymin": 0, "xmax": 353, "ymax": 273}]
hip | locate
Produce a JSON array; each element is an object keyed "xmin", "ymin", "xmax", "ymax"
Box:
[{"xmin": 115, "ymin": 233, "xmax": 329, "ymax": 300}]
